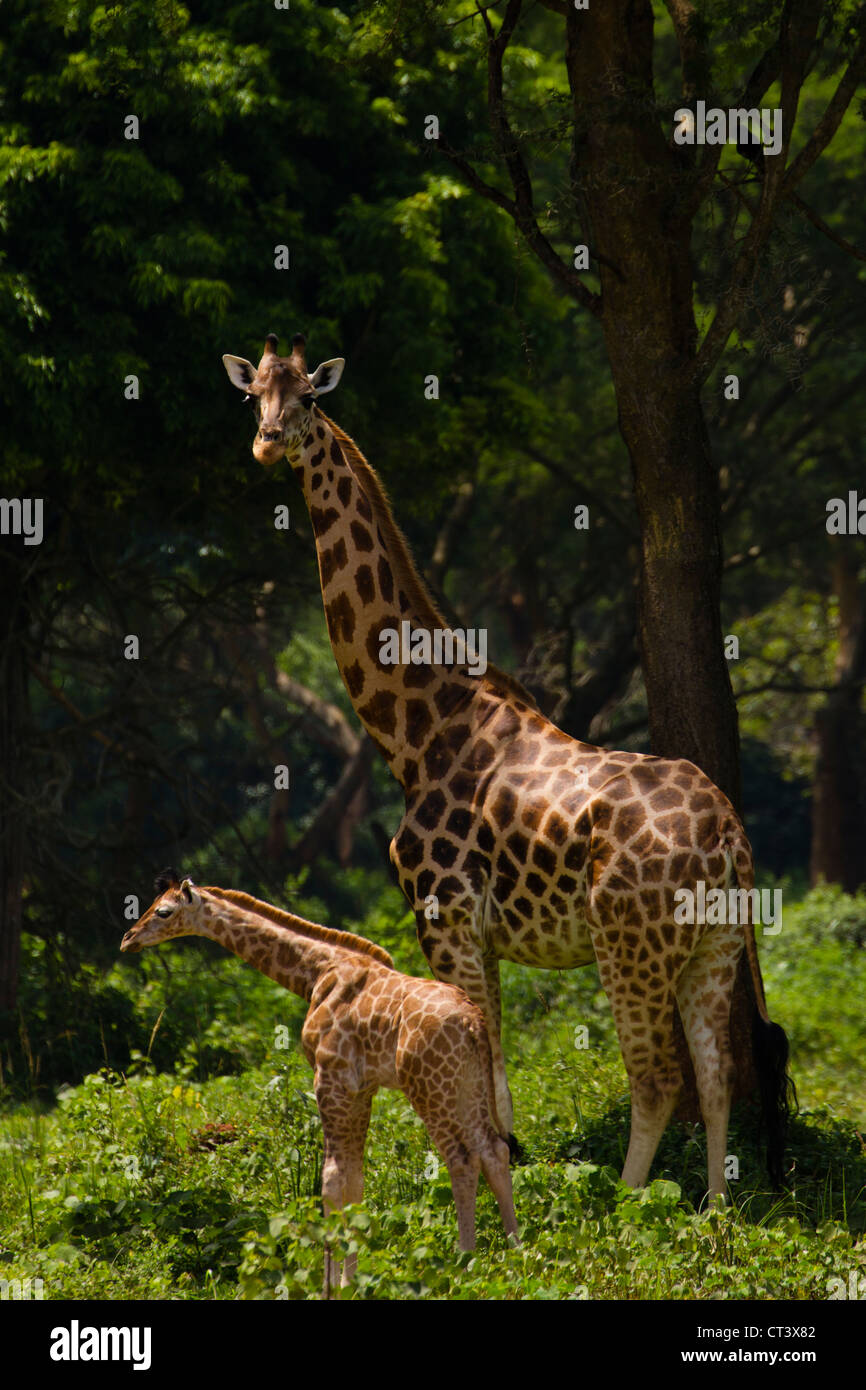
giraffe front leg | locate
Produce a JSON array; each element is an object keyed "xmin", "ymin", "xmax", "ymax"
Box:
[
  {"xmin": 316, "ymin": 1073, "xmax": 373, "ymax": 1297},
  {"xmin": 320, "ymin": 1139, "xmax": 345, "ymax": 1297}
]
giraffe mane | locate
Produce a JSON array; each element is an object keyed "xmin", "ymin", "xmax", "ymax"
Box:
[
  {"xmin": 319, "ymin": 413, "xmax": 539, "ymax": 711},
  {"xmin": 203, "ymin": 887, "xmax": 395, "ymax": 968}
]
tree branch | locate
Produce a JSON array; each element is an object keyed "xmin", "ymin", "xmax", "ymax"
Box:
[
  {"xmin": 723, "ymin": 515, "xmax": 831, "ymax": 570},
  {"xmin": 271, "ymin": 671, "xmax": 359, "ymax": 760},
  {"xmin": 528, "ymin": 446, "xmax": 638, "ymax": 539},
  {"xmin": 664, "ymin": 0, "xmax": 707, "ymax": 102},
  {"xmin": 778, "ymin": 361, "xmax": 866, "ymax": 454},
  {"xmin": 777, "ymin": 0, "xmax": 825, "ymax": 165},
  {"xmin": 438, "ymin": 136, "xmax": 601, "ymax": 315},
  {"xmin": 687, "ymin": 2, "xmax": 862, "ymax": 378},
  {"xmin": 789, "ymin": 189, "xmax": 866, "ymax": 262},
  {"xmin": 437, "ymin": 136, "xmax": 517, "ymax": 218},
  {"xmin": 439, "ymin": 0, "xmax": 601, "ymax": 317},
  {"xmin": 734, "ymin": 679, "xmax": 843, "ymax": 697},
  {"xmin": 428, "ymin": 480, "xmax": 475, "ymax": 591},
  {"xmin": 28, "ymin": 661, "xmax": 117, "ymax": 751},
  {"xmin": 290, "ymin": 739, "xmax": 374, "ymax": 869},
  {"xmin": 784, "ymin": 26, "xmax": 866, "ymax": 195},
  {"xmin": 680, "ymin": 35, "xmax": 781, "ymax": 221}
]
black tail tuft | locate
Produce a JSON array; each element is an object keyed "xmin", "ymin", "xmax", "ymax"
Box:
[
  {"xmin": 507, "ymin": 1132, "xmax": 526, "ymax": 1165},
  {"xmin": 752, "ymin": 1010, "xmax": 798, "ymax": 1189}
]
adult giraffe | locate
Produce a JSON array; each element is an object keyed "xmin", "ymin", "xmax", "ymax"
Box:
[{"xmin": 221, "ymin": 334, "xmax": 793, "ymax": 1199}]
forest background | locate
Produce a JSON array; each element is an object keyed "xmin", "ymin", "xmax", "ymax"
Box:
[{"xmin": 0, "ymin": 0, "xmax": 864, "ymax": 1302}]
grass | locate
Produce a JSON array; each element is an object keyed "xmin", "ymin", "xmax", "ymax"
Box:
[{"xmin": 0, "ymin": 882, "xmax": 864, "ymax": 1300}]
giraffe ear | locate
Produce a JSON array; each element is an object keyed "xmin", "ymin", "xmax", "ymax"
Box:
[
  {"xmin": 308, "ymin": 358, "xmax": 345, "ymax": 395},
  {"xmin": 222, "ymin": 355, "xmax": 258, "ymax": 393},
  {"xmin": 179, "ymin": 879, "xmax": 200, "ymax": 906}
]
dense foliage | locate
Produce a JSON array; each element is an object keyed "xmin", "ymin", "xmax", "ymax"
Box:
[
  {"xmin": 0, "ymin": 0, "xmax": 864, "ymax": 1304},
  {"xmin": 1, "ymin": 0, "xmax": 863, "ymax": 975},
  {"xmin": 1, "ymin": 885, "xmax": 864, "ymax": 1298}
]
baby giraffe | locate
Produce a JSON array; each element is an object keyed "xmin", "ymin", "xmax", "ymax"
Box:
[{"xmin": 120, "ymin": 871, "xmax": 519, "ymax": 1292}]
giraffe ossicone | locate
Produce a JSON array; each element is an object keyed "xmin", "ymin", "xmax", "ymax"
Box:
[
  {"xmin": 121, "ymin": 871, "xmax": 519, "ymax": 1293},
  {"xmin": 221, "ymin": 334, "xmax": 795, "ymax": 1204}
]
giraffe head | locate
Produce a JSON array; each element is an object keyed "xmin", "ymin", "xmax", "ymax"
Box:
[
  {"xmin": 222, "ymin": 333, "xmax": 345, "ymax": 466},
  {"xmin": 120, "ymin": 869, "xmax": 204, "ymax": 953}
]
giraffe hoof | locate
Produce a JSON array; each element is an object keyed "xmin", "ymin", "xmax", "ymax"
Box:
[{"xmin": 507, "ymin": 1133, "xmax": 527, "ymax": 1165}]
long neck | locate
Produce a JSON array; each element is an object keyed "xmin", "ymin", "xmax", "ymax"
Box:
[
  {"xmin": 195, "ymin": 889, "xmax": 392, "ymax": 1001},
  {"xmin": 289, "ymin": 410, "xmax": 497, "ymax": 792}
]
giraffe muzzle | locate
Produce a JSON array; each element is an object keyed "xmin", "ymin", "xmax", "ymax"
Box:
[{"xmin": 253, "ymin": 435, "xmax": 287, "ymax": 466}]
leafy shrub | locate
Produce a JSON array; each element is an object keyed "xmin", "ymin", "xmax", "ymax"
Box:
[{"xmin": 794, "ymin": 882, "xmax": 866, "ymax": 947}]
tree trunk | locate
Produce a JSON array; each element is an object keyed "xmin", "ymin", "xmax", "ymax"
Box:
[
  {"xmin": 624, "ymin": 381, "xmax": 741, "ymax": 808},
  {"xmin": 443, "ymin": 0, "xmax": 856, "ymax": 1123},
  {"xmin": 810, "ymin": 548, "xmax": 866, "ymax": 891},
  {"xmin": 565, "ymin": 1, "xmax": 741, "ymax": 807},
  {"xmin": 290, "ymin": 739, "xmax": 374, "ymax": 869},
  {"xmin": 563, "ymin": 1, "xmax": 745, "ymax": 1119}
]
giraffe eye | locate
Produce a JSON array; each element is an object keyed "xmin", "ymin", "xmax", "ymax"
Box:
[
  {"xmin": 156, "ymin": 906, "xmax": 173, "ymax": 918},
  {"xmin": 300, "ymin": 394, "xmax": 315, "ymax": 410}
]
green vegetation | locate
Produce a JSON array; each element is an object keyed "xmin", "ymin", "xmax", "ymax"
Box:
[
  {"xmin": 1, "ymin": 884, "xmax": 863, "ymax": 1300},
  {"xmin": 1, "ymin": 0, "xmax": 864, "ymax": 1306},
  {"xmin": 2, "ymin": 0, "xmax": 865, "ymax": 991}
]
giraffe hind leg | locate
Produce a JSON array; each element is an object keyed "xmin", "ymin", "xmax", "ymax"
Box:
[
  {"xmin": 620, "ymin": 1058, "xmax": 682, "ymax": 1189},
  {"xmin": 675, "ymin": 923, "xmax": 740, "ymax": 1203},
  {"xmin": 438, "ymin": 1142, "xmax": 481, "ymax": 1251},
  {"xmin": 406, "ymin": 1069, "xmax": 486, "ymax": 1250}
]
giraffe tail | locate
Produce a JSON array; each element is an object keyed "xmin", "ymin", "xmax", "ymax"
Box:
[
  {"xmin": 729, "ymin": 847, "xmax": 798, "ymax": 1189},
  {"xmin": 752, "ymin": 1006, "xmax": 797, "ymax": 1189},
  {"xmin": 469, "ymin": 1011, "xmax": 510, "ymax": 1144}
]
